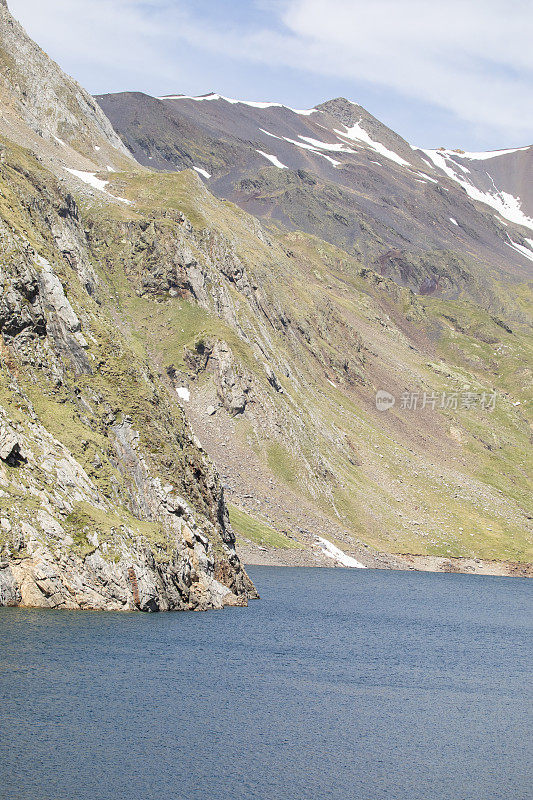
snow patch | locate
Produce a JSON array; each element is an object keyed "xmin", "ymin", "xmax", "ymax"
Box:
[
  {"xmin": 176, "ymin": 387, "xmax": 191, "ymax": 402},
  {"xmin": 319, "ymin": 153, "xmax": 341, "ymax": 167},
  {"xmin": 193, "ymin": 166, "xmax": 211, "ymax": 179},
  {"xmin": 416, "ymin": 171, "xmax": 438, "ymax": 184},
  {"xmin": 420, "ymin": 150, "xmax": 533, "ymax": 231},
  {"xmin": 159, "ymin": 92, "xmax": 316, "ymax": 115},
  {"xmin": 453, "ymin": 161, "xmax": 470, "ymax": 174},
  {"xmin": 256, "ymin": 150, "xmax": 287, "ymax": 169},
  {"xmin": 506, "ymin": 238, "xmax": 533, "ymax": 263},
  {"xmin": 336, "ymin": 120, "xmax": 410, "ymax": 167},
  {"xmin": 317, "ymin": 537, "xmax": 366, "ymax": 568},
  {"xmin": 242, "ymin": 99, "xmax": 316, "ymax": 115},
  {"xmin": 454, "ymin": 146, "xmax": 530, "ymax": 161},
  {"xmin": 160, "ymin": 92, "xmax": 227, "ymax": 102},
  {"xmin": 52, "ymin": 135, "xmax": 66, "ymax": 147},
  {"xmin": 65, "ymin": 168, "xmax": 108, "ymax": 192},
  {"xmin": 260, "ymin": 129, "xmax": 343, "ymax": 165},
  {"xmin": 297, "ymin": 135, "xmax": 352, "ymax": 153},
  {"xmin": 65, "ymin": 168, "xmax": 132, "ymax": 204}
]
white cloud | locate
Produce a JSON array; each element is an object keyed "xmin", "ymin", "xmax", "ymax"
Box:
[
  {"xmin": 272, "ymin": 0, "xmax": 533, "ymax": 139},
  {"xmin": 182, "ymin": 0, "xmax": 533, "ymax": 142},
  {"xmin": 8, "ymin": 0, "xmax": 533, "ymax": 144},
  {"xmin": 8, "ymin": 0, "xmax": 186, "ymax": 81}
]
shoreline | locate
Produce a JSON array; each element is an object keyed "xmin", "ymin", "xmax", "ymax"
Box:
[{"xmin": 237, "ymin": 542, "xmax": 533, "ymax": 578}]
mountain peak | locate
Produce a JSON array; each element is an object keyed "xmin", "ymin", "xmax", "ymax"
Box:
[
  {"xmin": 322, "ymin": 96, "xmax": 360, "ymax": 106},
  {"xmin": 317, "ymin": 97, "xmax": 399, "ymax": 136}
]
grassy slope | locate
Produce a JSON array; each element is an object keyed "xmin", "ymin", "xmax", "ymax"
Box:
[{"xmin": 228, "ymin": 504, "xmax": 302, "ymax": 549}]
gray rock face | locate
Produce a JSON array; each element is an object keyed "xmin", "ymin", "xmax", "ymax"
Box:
[
  {"xmin": 0, "ymin": 385, "xmax": 255, "ymax": 611},
  {"xmin": 0, "ymin": 564, "xmax": 20, "ymax": 606},
  {"xmin": 7, "ymin": 530, "xmax": 249, "ymax": 612},
  {"xmin": 0, "ymin": 367, "xmax": 256, "ymax": 612},
  {"xmin": 0, "ymin": 425, "xmax": 25, "ymax": 465},
  {"xmin": 212, "ymin": 342, "xmax": 252, "ymax": 416},
  {"xmin": 0, "ymin": 247, "xmax": 46, "ymax": 339},
  {"xmin": 38, "ymin": 257, "xmax": 83, "ymax": 336},
  {"xmin": 36, "ymin": 256, "xmax": 91, "ymax": 375}
]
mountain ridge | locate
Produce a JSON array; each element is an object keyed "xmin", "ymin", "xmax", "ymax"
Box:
[{"xmin": 97, "ymin": 90, "xmax": 533, "ymax": 284}]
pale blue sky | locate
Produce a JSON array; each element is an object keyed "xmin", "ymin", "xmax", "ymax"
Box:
[{"xmin": 8, "ymin": 0, "xmax": 533, "ymax": 151}]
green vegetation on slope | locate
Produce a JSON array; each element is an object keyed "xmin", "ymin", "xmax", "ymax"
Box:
[{"xmin": 228, "ymin": 504, "xmax": 302, "ymax": 549}]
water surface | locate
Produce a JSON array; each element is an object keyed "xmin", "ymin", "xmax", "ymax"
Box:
[{"xmin": 1, "ymin": 567, "xmax": 531, "ymax": 800}]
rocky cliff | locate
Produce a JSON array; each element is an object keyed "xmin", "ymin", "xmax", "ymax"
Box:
[
  {"xmin": 0, "ymin": 4, "xmax": 257, "ymax": 610},
  {"xmin": 0, "ymin": 138, "xmax": 257, "ymax": 610}
]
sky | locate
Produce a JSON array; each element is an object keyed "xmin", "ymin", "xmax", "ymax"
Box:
[{"xmin": 8, "ymin": 0, "xmax": 533, "ymax": 151}]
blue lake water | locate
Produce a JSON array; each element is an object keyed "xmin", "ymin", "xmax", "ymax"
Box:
[{"xmin": 0, "ymin": 567, "xmax": 531, "ymax": 800}]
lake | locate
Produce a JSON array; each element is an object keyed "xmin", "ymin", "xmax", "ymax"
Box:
[{"xmin": 0, "ymin": 567, "xmax": 531, "ymax": 800}]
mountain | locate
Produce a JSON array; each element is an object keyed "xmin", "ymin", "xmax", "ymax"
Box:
[
  {"xmin": 0, "ymin": 2, "xmax": 257, "ymax": 610},
  {"xmin": 0, "ymin": 1, "xmax": 531, "ymax": 610},
  {"xmin": 97, "ymin": 91, "xmax": 533, "ymax": 290},
  {"xmin": 92, "ymin": 91, "xmax": 533, "ymax": 576}
]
